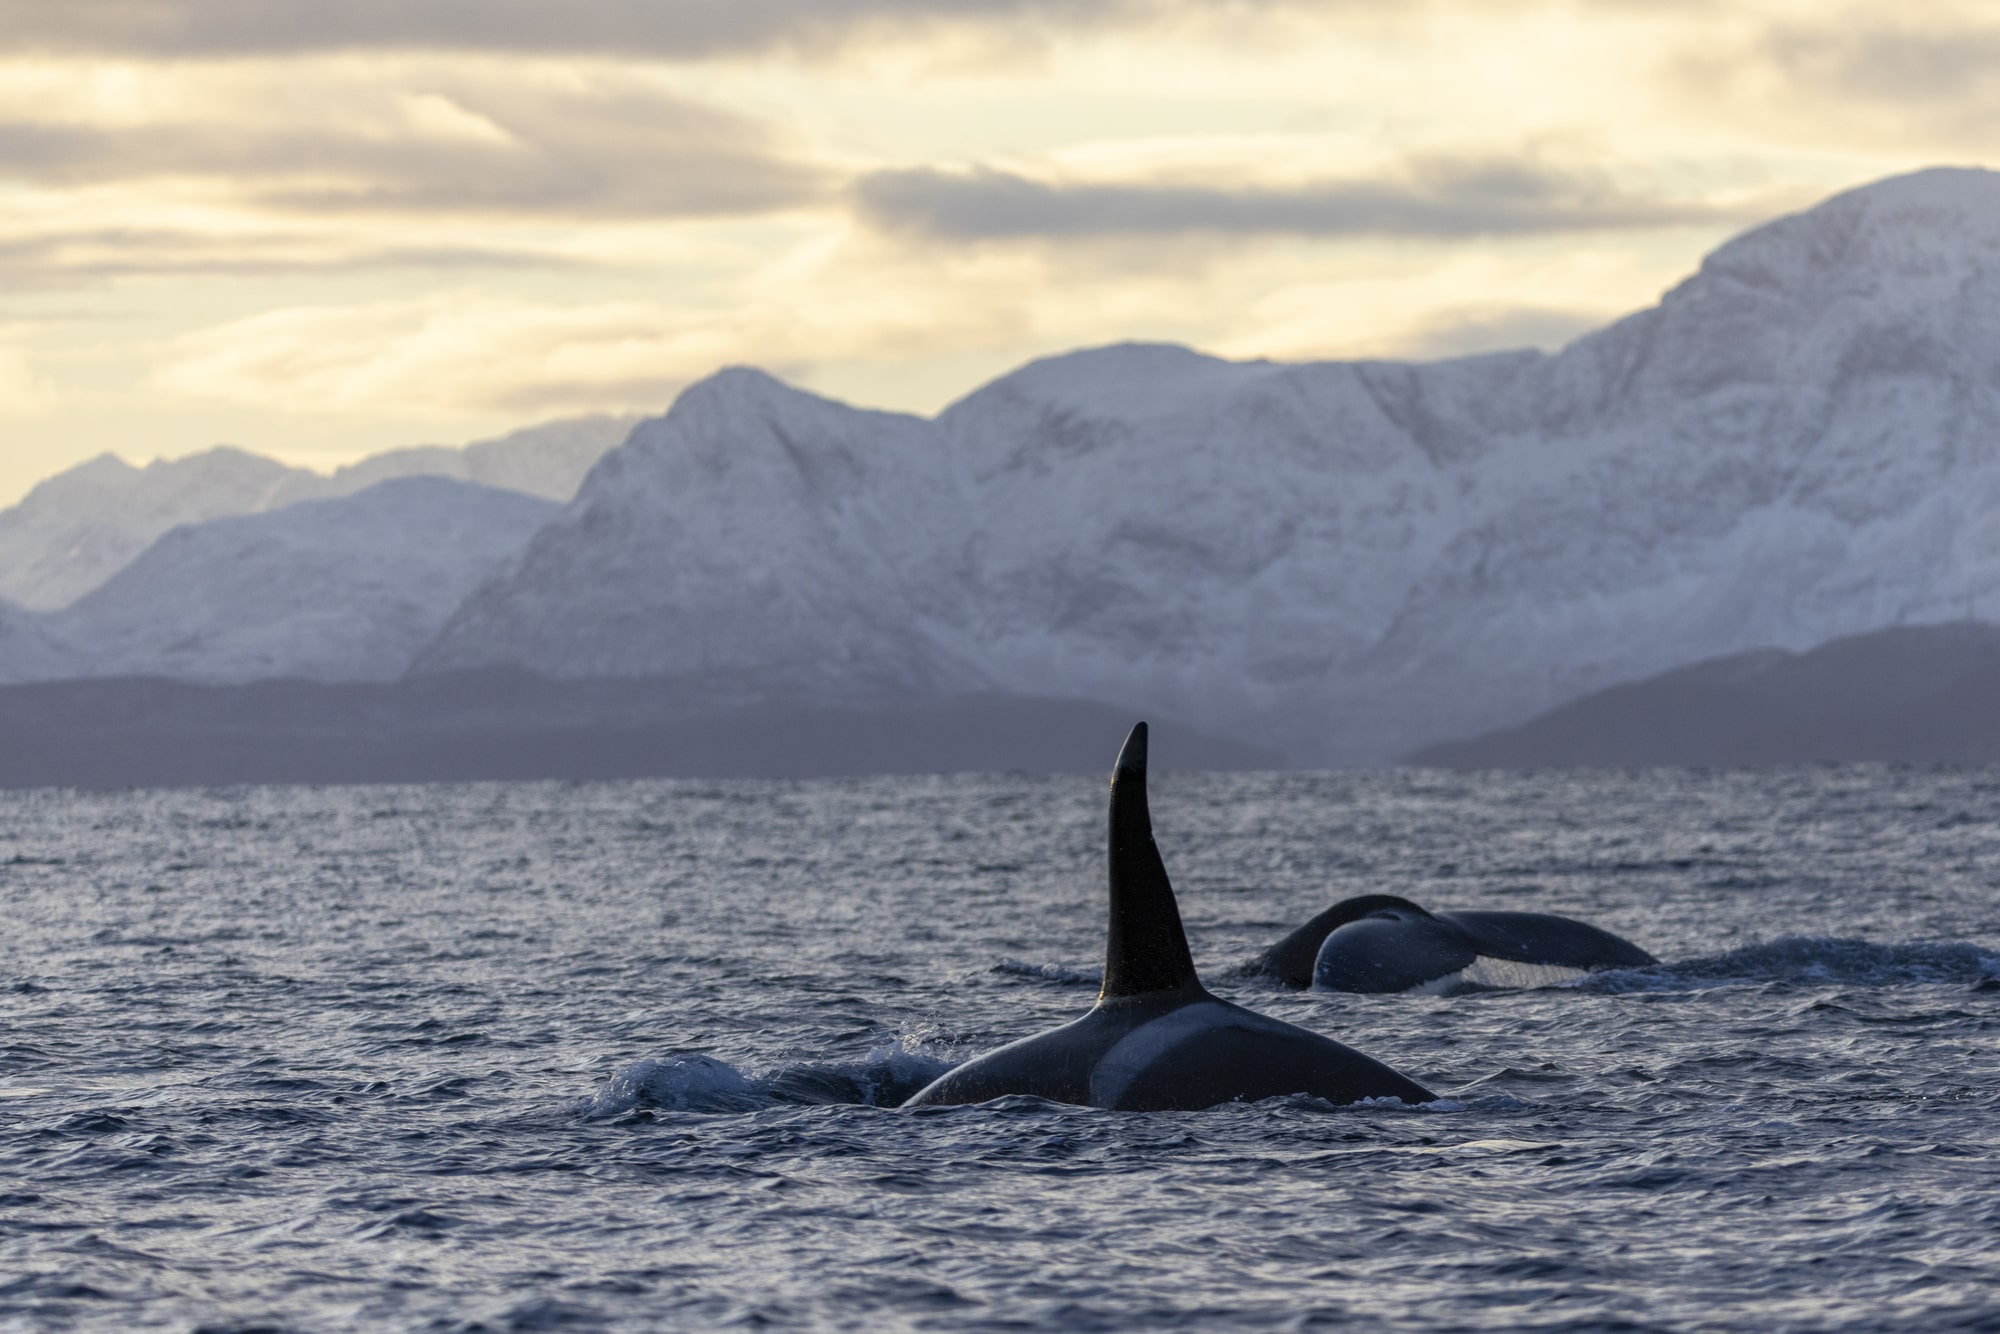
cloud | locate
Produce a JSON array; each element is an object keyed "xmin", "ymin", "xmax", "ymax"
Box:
[
  {"xmin": 0, "ymin": 227, "xmax": 584, "ymax": 281},
  {"xmin": 1659, "ymin": 10, "xmax": 2000, "ymax": 148},
  {"xmin": 0, "ymin": 335, "xmax": 56, "ymax": 414},
  {"xmin": 154, "ymin": 297, "xmax": 711, "ymax": 416},
  {"xmin": 148, "ymin": 273, "xmax": 1032, "ymax": 418},
  {"xmin": 0, "ymin": 0, "xmax": 1178, "ymax": 59},
  {"xmin": 1757, "ymin": 17, "xmax": 2000, "ymax": 107},
  {"xmin": 854, "ymin": 157, "xmax": 1759, "ymax": 242},
  {"xmin": 0, "ymin": 77, "xmax": 830, "ymax": 220}
]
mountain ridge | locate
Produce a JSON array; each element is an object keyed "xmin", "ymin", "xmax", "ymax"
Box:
[
  {"xmin": 0, "ymin": 672, "xmax": 1275, "ymax": 789},
  {"xmin": 4, "ymin": 167, "xmax": 1998, "ymax": 768},
  {"xmin": 415, "ymin": 166, "xmax": 2000, "ymax": 762},
  {"xmin": 35, "ymin": 477, "xmax": 559, "ymax": 685},
  {"xmin": 0, "ymin": 413, "xmax": 637, "ymax": 611}
]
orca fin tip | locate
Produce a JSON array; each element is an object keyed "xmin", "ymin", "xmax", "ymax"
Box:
[{"xmin": 1115, "ymin": 721, "xmax": 1149, "ymax": 775}]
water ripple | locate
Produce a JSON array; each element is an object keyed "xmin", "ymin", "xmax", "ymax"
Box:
[{"xmin": 2, "ymin": 768, "xmax": 1999, "ymax": 1329}]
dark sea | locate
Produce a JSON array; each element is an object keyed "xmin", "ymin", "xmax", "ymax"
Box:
[{"xmin": 4, "ymin": 765, "xmax": 2000, "ymax": 1332}]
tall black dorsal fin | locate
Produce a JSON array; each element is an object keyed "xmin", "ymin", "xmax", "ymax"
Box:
[{"xmin": 1100, "ymin": 722, "xmax": 1203, "ymax": 1001}]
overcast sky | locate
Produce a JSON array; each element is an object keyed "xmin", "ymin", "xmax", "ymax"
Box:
[{"xmin": 0, "ymin": 0, "xmax": 1990, "ymax": 501}]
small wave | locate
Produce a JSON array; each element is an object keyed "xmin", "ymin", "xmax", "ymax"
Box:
[
  {"xmin": 1411, "ymin": 957, "xmax": 1591, "ymax": 996},
  {"xmin": 991, "ymin": 959, "xmax": 1102, "ymax": 987},
  {"xmin": 1419, "ymin": 1098, "xmax": 1472, "ymax": 1113},
  {"xmin": 577, "ymin": 1035, "xmax": 957, "ymax": 1119},
  {"xmin": 1348, "ymin": 1094, "xmax": 1448, "ymax": 1111},
  {"xmin": 578, "ymin": 1054, "xmax": 764, "ymax": 1117},
  {"xmin": 1574, "ymin": 936, "xmax": 2000, "ymax": 993}
]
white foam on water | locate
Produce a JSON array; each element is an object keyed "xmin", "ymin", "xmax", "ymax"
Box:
[
  {"xmin": 1411, "ymin": 957, "xmax": 1591, "ymax": 995},
  {"xmin": 577, "ymin": 1054, "xmax": 763, "ymax": 1118}
]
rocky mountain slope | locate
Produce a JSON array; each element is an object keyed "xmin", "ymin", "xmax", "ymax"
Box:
[
  {"xmin": 0, "ymin": 414, "xmax": 634, "ymax": 610},
  {"xmin": 415, "ymin": 372, "xmax": 986, "ymax": 705},
  {"xmin": 418, "ymin": 168, "xmax": 2000, "ymax": 763}
]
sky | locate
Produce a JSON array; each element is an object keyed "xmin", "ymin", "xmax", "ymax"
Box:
[{"xmin": 0, "ymin": 0, "xmax": 1991, "ymax": 503}]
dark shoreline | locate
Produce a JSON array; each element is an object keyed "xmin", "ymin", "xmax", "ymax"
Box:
[
  {"xmin": 0, "ymin": 672, "xmax": 1276, "ymax": 790},
  {"xmin": 1410, "ymin": 622, "xmax": 2000, "ymax": 769}
]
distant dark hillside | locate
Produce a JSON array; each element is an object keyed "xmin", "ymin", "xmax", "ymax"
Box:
[
  {"xmin": 0, "ymin": 672, "xmax": 1274, "ymax": 790},
  {"xmin": 1408, "ymin": 622, "xmax": 2000, "ymax": 769}
]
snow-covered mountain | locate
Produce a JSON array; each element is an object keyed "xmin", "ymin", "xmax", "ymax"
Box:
[
  {"xmin": 414, "ymin": 372, "xmax": 980, "ymax": 704},
  {"xmin": 1354, "ymin": 165, "xmax": 2000, "ymax": 756},
  {"xmin": 37, "ymin": 478, "xmax": 556, "ymax": 684},
  {"xmin": 0, "ymin": 414, "xmax": 635, "ymax": 611},
  {"xmin": 416, "ymin": 167, "xmax": 2000, "ymax": 763},
  {"xmin": 930, "ymin": 341, "xmax": 1542, "ymax": 751},
  {"xmin": 0, "ymin": 449, "xmax": 302, "ymax": 612},
  {"xmin": 268, "ymin": 414, "xmax": 641, "ymax": 508},
  {"xmin": 0, "ymin": 595, "xmax": 76, "ymax": 683}
]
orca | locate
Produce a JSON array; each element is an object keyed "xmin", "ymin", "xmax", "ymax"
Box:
[
  {"xmin": 903, "ymin": 723, "xmax": 1433, "ymax": 1111},
  {"xmin": 1258, "ymin": 895, "xmax": 1656, "ymax": 993}
]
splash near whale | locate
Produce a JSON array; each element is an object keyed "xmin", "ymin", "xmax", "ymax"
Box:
[{"xmin": 903, "ymin": 723, "xmax": 1433, "ymax": 1110}]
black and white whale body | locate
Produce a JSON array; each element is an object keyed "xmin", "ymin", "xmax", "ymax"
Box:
[
  {"xmin": 1258, "ymin": 895, "xmax": 1656, "ymax": 993},
  {"xmin": 903, "ymin": 724, "xmax": 1433, "ymax": 1111}
]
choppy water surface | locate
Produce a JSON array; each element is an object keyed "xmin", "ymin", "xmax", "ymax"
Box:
[{"xmin": 4, "ymin": 766, "xmax": 2000, "ymax": 1331}]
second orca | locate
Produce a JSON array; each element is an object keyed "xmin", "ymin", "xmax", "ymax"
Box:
[
  {"xmin": 903, "ymin": 723, "xmax": 1433, "ymax": 1111},
  {"xmin": 1258, "ymin": 895, "xmax": 1656, "ymax": 993}
]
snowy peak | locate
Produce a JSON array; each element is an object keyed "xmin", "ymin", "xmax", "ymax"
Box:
[
  {"xmin": 10, "ymin": 167, "xmax": 2000, "ymax": 764},
  {"xmin": 588, "ymin": 367, "xmax": 919, "ymax": 502},
  {"xmin": 946, "ymin": 342, "xmax": 1267, "ymax": 426},
  {"xmin": 940, "ymin": 344, "xmax": 1298, "ymax": 482},
  {"xmin": 1523, "ymin": 167, "xmax": 2000, "ymax": 441},
  {"xmin": 943, "ymin": 338, "xmax": 1543, "ymax": 483},
  {"xmin": 278, "ymin": 413, "xmax": 639, "ymax": 506},
  {"xmin": 1, "ymin": 413, "xmax": 633, "ymax": 611},
  {"xmin": 15, "ymin": 446, "xmax": 293, "ymax": 515},
  {"xmin": 0, "ymin": 447, "xmax": 301, "ymax": 610},
  {"xmin": 1700, "ymin": 166, "xmax": 2000, "ymax": 298},
  {"xmin": 48, "ymin": 477, "xmax": 558, "ymax": 684},
  {"xmin": 416, "ymin": 370, "xmax": 973, "ymax": 696},
  {"xmin": 412, "ymin": 167, "xmax": 2000, "ymax": 763}
]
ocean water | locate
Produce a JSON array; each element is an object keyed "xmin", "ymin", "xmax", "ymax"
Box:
[{"xmin": 3, "ymin": 765, "xmax": 2000, "ymax": 1331}]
